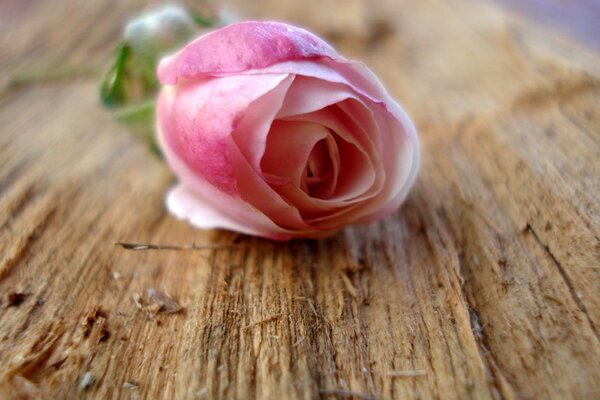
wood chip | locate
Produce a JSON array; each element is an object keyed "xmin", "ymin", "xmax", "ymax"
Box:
[
  {"xmin": 123, "ymin": 380, "xmax": 139, "ymax": 390},
  {"xmin": 147, "ymin": 288, "xmax": 184, "ymax": 314},
  {"xmin": 131, "ymin": 289, "xmax": 184, "ymax": 319},
  {"xmin": 132, "ymin": 293, "xmax": 144, "ymax": 310},
  {"xmin": 387, "ymin": 369, "xmax": 427, "ymax": 378},
  {"xmin": 78, "ymin": 372, "xmax": 95, "ymax": 392},
  {"xmin": 81, "ymin": 306, "xmax": 107, "ymax": 338},
  {"xmin": 7, "ymin": 292, "xmax": 27, "ymax": 307},
  {"xmin": 98, "ymin": 328, "xmax": 110, "ymax": 343}
]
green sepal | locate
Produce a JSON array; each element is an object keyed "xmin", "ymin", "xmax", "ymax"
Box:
[
  {"xmin": 99, "ymin": 4, "xmax": 218, "ymax": 157},
  {"xmin": 100, "ymin": 44, "xmax": 132, "ymax": 109}
]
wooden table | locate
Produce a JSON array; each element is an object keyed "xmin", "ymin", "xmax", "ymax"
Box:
[{"xmin": 1, "ymin": 0, "xmax": 599, "ymax": 398}]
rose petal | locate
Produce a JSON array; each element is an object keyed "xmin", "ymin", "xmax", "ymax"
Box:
[
  {"xmin": 156, "ymin": 21, "xmax": 420, "ymax": 239},
  {"xmin": 241, "ymin": 60, "xmax": 382, "ymax": 108},
  {"xmin": 285, "ymin": 107, "xmax": 377, "ymax": 201},
  {"xmin": 276, "ymin": 76, "xmax": 356, "ymax": 118},
  {"xmin": 302, "ymin": 138, "xmax": 335, "ymax": 194},
  {"xmin": 261, "ymin": 120, "xmax": 330, "ymax": 187},
  {"xmin": 229, "ymin": 137, "xmax": 310, "ymax": 231},
  {"xmin": 276, "ymin": 78, "xmax": 384, "ymax": 201},
  {"xmin": 158, "ymin": 73, "xmax": 289, "ymax": 194},
  {"xmin": 324, "ymin": 59, "xmax": 421, "ymax": 213},
  {"xmin": 166, "ymin": 184, "xmax": 261, "ymax": 236},
  {"xmin": 358, "ymin": 108, "xmax": 417, "ymax": 221},
  {"xmin": 242, "ymin": 59, "xmax": 419, "ymax": 175},
  {"xmin": 232, "ymin": 75, "xmax": 294, "ymax": 172},
  {"xmin": 158, "ymin": 125, "xmax": 293, "ymax": 239},
  {"xmin": 158, "ymin": 21, "xmax": 337, "ymax": 84}
]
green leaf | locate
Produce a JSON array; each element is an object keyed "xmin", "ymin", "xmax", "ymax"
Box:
[{"xmin": 100, "ymin": 44, "xmax": 132, "ymax": 109}]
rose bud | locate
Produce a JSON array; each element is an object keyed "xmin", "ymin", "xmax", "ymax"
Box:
[
  {"xmin": 156, "ymin": 21, "xmax": 420, "ymax": 240},
  {"xmin": 100, "ymin": 4, "xmax": 216, "ymax": 154}
]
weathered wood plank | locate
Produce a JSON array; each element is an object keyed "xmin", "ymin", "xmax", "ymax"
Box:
[{"xmin": 1, "ymin": 0, "xmax": 599, "ymax": 399}]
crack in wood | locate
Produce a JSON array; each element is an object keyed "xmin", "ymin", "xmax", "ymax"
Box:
[
  {"xmin": 511, "ymin": 73, "xmax": 600, "ymax": 111},
  {"xmin": 525, "ymin": 223, "xmax": 600, "ymax": 342},
  {"xmin": 456, "ymin": 244, "xmax": 516, "ymax": 400},
  {"xmin": 0, "ymin": 206, "xmax": 57, "ymax": 282},
  {"xmin": 467, "ymin": 307, "xmax": 510, "ymax": 400}
]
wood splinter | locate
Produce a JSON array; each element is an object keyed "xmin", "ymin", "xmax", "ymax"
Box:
[{"xmin": 114, "ymin": 242, "xmax": 232, "ymax": 251}]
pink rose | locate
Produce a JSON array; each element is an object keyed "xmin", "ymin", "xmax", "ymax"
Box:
[{"xmin": 156, "ymin": 21, "xmax": 419, "ymax": 240}]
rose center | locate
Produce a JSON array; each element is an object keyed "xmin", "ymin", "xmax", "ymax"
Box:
[
  {"xmin": 301, "ymin": 137, "xmax": 336, "ymax": 197},
  {"xmin": 260, "ymin": 120, "xmax": 341, "ymax": 200}
]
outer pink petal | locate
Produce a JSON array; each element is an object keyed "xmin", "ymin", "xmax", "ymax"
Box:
[
  {"xmin": 157, "ymin": 76, "xmax": 308, "ymax": 239},
  {"xmin": 158, "ymin": 21, "xmax": 337, "ymax": 84},
  {"xmin": 166, "ymin": 184, "xmax": 269, "ymax": 237},
  {"xmin": 325, "ymin": 59, "xmax": 421, "ymax": 214},
  {"xmin": 157, "ymin": 74, "xmax": 288, "ymax": 194},
  {"xmin": 231, "ymin": 75, "xmax": 294, "ymax": 173},
  {"xmin": 158, "ymin": 128, "xmax": 292, "ymax": 240}
]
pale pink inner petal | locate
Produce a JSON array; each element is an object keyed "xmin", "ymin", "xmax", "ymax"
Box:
[
  {"xmin": 260, "ymin": 120, "xmax": 330, "ymax": 187},
  {"xmin": 228, "ymin": 137, "xmax": 310, "ymax": 231},
  {"xmin": 272, "ymin": 98, "xmax": 411, "ymax": 228},
  {"xmin": 276, "ymin": 76, "xmax": 356, "ymax": 118},
  {"xmin": 284, "ymin": 107, "xmax": 377, "ymax": 202},
  {"xmin": 159, "ymin": 74, "xmax": 289, "ymax": 194},
  {"xmin": 302, "ymin": 137, "xmax": 336, "ymax": 196},
  {"xmin": 324, "ymin": 59, "xmax": 421, "ymax": 216},
  {"xmin": 232, "ymin": 75, "xmax": 295, "ymax": 171},
  {"xmin": 240, "ymin": 60, "xmax": 382, "ymax": 107},
  {"xmin": 331, "ymin": 136, "xmax": 373, "ymax": 200},
  {"xmin": 357, "ymin": 107, "xmax": 416, "ymax": 221},
  {"xmin": 330, "ymin": 101, "xmax": 386, "ymax": 201},
  {"xmin": 336, "ymin": 99, "xmax": 382, "ymax": 154},
  {"xmin": 268, "ymin": 183, "xmax": 342, "ymax": 220},
  {"xmin": 260, "ymin": 120, "xmax": 343, "ymax": 219}
]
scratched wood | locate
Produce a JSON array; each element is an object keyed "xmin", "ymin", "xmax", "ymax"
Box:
[{"xmin": 1, "ymin": 0, "xmax": 599, "ymax": 399}]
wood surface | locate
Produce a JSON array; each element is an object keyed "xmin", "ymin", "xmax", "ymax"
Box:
[{"xmin": 1, "ymin": 0, "xmax": 599, "ymax": 399}]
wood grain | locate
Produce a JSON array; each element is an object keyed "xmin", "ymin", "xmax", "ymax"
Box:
[{"xmin": 1, "ymin": 0, "xmax": 599, "ymax": 399}]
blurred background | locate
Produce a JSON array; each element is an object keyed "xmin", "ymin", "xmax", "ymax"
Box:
[
  {"xmin": 2, "ymin": 0, "xmax": 599, "ymax": 90},
  {"xmin": 2, "ymin": 0, "xmax": 599, "ymax": 157}
]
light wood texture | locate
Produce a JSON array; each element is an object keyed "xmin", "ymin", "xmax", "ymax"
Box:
[{"xmin": 1, "ymin": 0, "xmax": 599, "ymax": 399}]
